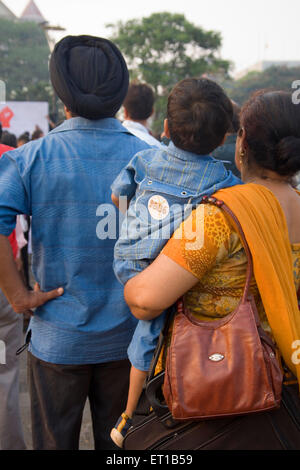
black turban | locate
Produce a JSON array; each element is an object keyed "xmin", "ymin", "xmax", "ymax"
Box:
[{"xmin": 49, "ymin": 35, "xmax": 129, "ymax": 120}]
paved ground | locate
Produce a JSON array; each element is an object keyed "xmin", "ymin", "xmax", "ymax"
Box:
[{"xmin": 19, "ymin": 335, "xmax": 94, "ymax": 450}]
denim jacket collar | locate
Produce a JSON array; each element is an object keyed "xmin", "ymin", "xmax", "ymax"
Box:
[
  {"xmin": 167, "ymin": 141, "xmax": 213, "ymax": 163},
  {"xmin": 50, "ymin": 117, "xmax": 130, "ymax": 134}
]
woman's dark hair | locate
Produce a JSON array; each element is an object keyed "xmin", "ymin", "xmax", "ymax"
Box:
[
  {"xmin": 241, "ymin": 90, "xmax": 300, "ymax": 177},
  {"xmin": 167, "ymin": 78, "xmax": 233, "ymax": 155},
  {"xmin": 123, "ymin": 82, "xmax": 155, "ymax": 121}
]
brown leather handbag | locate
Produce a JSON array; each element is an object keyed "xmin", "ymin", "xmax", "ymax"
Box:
[{"xmin": 163, "ymin": 196, "xmax": 283, "ymax": 421}]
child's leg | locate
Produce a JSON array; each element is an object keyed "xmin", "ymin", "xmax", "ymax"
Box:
[
  {"xmin": 110, "ymin": 365, "xmax": 147, "ymax": 448},
  {"xmin": 125, "ymin": 365, "xmax": 148, "ymax": 418},
  {"xmin": 111, "ymin": 311, "xmax": 167, "ymax": 448},
  {"xmin": 113, "ymin": 258, "xmax": 150, "ymax": 286}
]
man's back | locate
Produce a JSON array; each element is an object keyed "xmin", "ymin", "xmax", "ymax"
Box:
[
  {"xmin": 0, "ymin": 144, "xmax": 18, "ymax": 258},
  {"xmin": 0, "ymin": 117, "xmax": 150, "ymax": 364}
]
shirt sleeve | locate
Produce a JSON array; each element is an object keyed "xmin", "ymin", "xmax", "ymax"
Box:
[
  {"xmin": 110, "ymin": 153, "xmax": 143, "ymax": 199},
  {"xmin": 0, "ymin": 152, "xmax": 30, "ymax": 236},
  {"xmin": 162, "ymin": 203, "xmax": 233, "ymax": 280}
]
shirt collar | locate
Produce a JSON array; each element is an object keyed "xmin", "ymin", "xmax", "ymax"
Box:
[
  {"xmin": 50, "ymin": 117, "xmax": 131, "ymax": 134},
  {"xmin": 122, "ymin": 120, "xmax": 150, "ymax": 135},
  {"xmin": 167, "ymin": 141, "xmax": 214, "ymax": 163}
]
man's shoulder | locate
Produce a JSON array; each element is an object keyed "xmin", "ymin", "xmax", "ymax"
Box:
[
  {"xmin": 0, "ymin": 137, "xmax": 46, "ymax": 175},
  {"xmin": 122, "ymin": 120, "xmax": 162, "ymax": 148},
  {"xmin": 122, "ymin": 134, "xmax": 154, "ymax": 165}
]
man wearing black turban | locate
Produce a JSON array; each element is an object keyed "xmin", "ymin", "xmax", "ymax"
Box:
[
  {"xmin": 50, "ymin": 35, "xmax": 129, "ymax": 120},
  {"xmin": 0, "ymin": 36, "xmax": 151, "ymax": 450}
]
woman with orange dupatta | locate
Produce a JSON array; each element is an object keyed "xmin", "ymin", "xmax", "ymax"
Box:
[{"xmin": 124, "ymin": 90, "xmax": 300, "ymax": 449}]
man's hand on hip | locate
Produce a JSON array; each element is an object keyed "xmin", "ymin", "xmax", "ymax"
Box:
[{"xmin": 11, "ymin": 283, "xmax": 64, "ymax": 316}]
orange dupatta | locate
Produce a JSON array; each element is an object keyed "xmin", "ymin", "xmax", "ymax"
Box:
[{"xmin": 214, "ymin": 183, "xmax": 300, "ymax": 390}]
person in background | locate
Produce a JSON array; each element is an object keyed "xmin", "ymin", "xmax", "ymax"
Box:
[
  {"xmin": 46, "ymin": 115, "xmax": 57, "ymax": 132},
  {"xmin": 16, "ymin": 132, "xmax": 32, "ymax": 289},
  {"xmin": 0, "ymin": 131, "xmax": 26, "ymax": 450},
  {"xmin": 122, "ymin": 82, "xmax": 162, "ymax": 148},
  {"xmin": 212, "ymin": 101, "xmax": 241, "ymax": 177},
  {"xmin": 31, "ymin": 126, "xmax": 44, "ymax": 141},
  {"xmin": 1, "ymin": 130, "xmax": 17, "ymax": 148},
  {"xmin": 17, "ymin": 132, "xmax": 30, "ymax": 148},
  {"xmin": 0, "ymin": 35, "xmax": 151, "ymax": 450}
]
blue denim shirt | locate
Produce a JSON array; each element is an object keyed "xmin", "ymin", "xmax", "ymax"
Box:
[
  {"xmin": 0, "ymin": 117, "xmax": 150, "ymax": 364},
  {"xmin": 112, "ymin": 142, "xmax": 241, "ymax": 263},
  {"xmin": 112, "ymin": 142, "xmax": 242, "ymax": 371}
]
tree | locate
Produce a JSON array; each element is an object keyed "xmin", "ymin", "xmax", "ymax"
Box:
[
  {"xmin": 0, "ymin": 18, "xmax": 53, "ymax": 105},
  {"xmin": 224, "ymin": 66, "xmax": 300, "ymax": 105},
  {"xmin": 108, "ymin": 12, "xmax": 230, "ymax": 133}
]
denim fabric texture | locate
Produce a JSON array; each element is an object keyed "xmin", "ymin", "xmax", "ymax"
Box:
[
  {"xmin": 0, "ymin": 117, "xmax": 150, "ymax": 364},
  {"xmin": 112, "ymin": 142, "xmax": 241, "ymax": 265}
]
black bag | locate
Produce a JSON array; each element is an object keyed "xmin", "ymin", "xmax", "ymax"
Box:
[{"xmin": 123, "ymin": 308, "xmax": 300, "ymax": 451}]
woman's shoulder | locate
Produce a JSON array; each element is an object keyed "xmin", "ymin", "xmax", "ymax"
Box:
[
  {"xmin": 192, "ymin": 201, "xmax": 234, "ymax": 236},
  {"xmin": 215, "ymin": 181, "xmax": 285, "ymax": 205},
  {"xmin": 163, "ymin": 201, "xmax": 242, "ymax": 280},
  {"xmin": 174, "ymin": 201, "xmax": 238, "ymax": 255}
]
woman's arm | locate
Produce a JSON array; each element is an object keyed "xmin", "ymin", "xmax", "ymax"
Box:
[
  {"xmin": 125, "ymin": 203, "xmax": 233, "ymax": 320},
  {"xmin": 124, "ymin": 253, "xmax": 199, "ymax": 320}
]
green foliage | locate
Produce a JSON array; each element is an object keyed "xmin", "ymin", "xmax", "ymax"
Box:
[
  {"xmin": 0, "ymin": 18, "xmax": 52, "ymax": 103},
  {"xmin": 224, "ymin": 66, "xmax": 300, "ymax": 105},
  {"xmin": 108, "ymin": 12, "xmax": 230, "ymax": 133}
]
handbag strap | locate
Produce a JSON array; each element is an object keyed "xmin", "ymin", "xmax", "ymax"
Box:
[
  {"xmin": 147, "ymin": 304, "xmax": 175, "ymax": 382},
  {"xmin": 147, "ymin": 195, "xmax": 254, "ymax": 379},
  {"xmin": 202, "ymin": 195, "xmax": 253, "ymax": 303}
]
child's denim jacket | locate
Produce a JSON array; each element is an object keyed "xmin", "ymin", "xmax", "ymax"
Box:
[{"xmin": 112, "ymin": 141, "xmax": 241, "ymax": 265}]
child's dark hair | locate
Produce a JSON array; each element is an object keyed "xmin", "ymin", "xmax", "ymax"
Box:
[
  {"xmin": 167, "ymin": 78, "xmax": 233, "ymax": 155},
  {"xmin": 123, "ymin": 82, "xmax": 155, "ymax": 121},
  {"xmin": 241, "ymin": 90, "xmax": 300, "ymax": 177}
]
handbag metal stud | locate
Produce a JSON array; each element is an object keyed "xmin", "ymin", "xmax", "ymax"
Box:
[{"xmin": 209, "ymin": 353, "xmax": 225, "ymax": 362}]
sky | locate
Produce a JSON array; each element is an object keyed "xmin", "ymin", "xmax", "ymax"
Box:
[{"xmin": 5, "ymin": 0, "xmax": 300, "ymax": 75}]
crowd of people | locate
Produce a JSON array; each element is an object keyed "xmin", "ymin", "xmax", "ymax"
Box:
[
  {"xmin": 0, "ymin": 34, "xmax": 299, "ymax": 451},
  {"xmin": 0, "ymin": 125, "xmax": 45, "ymax": 150}
]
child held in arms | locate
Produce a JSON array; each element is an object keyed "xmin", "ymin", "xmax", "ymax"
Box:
[{"xmin": 110, "ymin": 78, "xmax": 241, "ymax": 447}]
